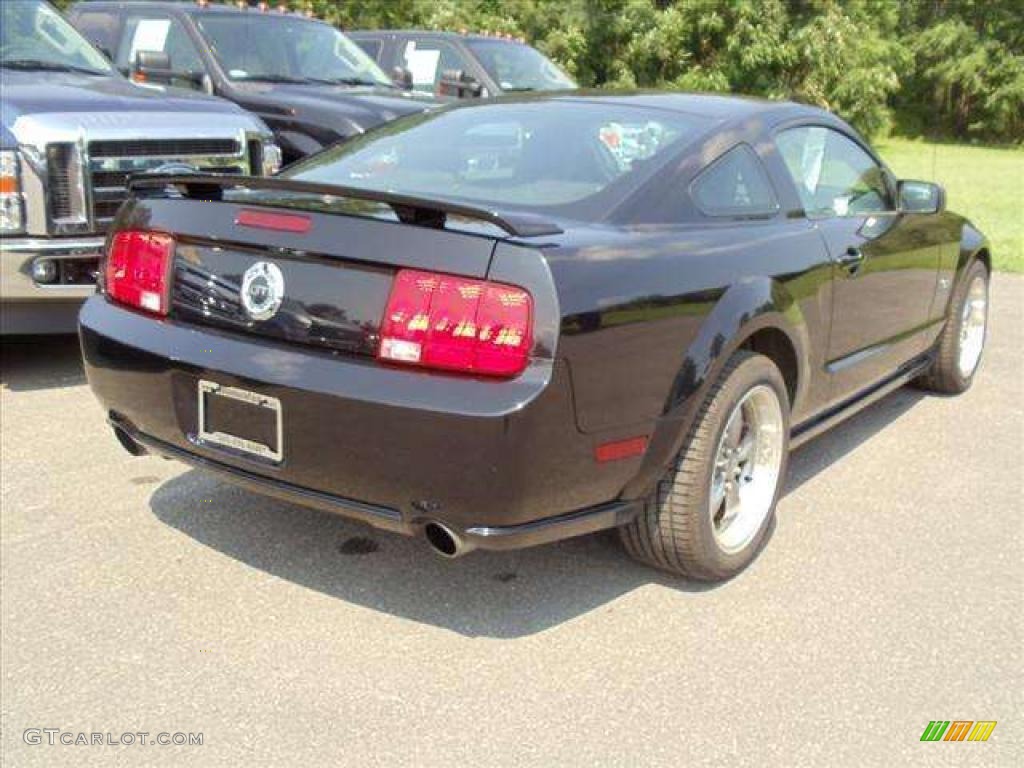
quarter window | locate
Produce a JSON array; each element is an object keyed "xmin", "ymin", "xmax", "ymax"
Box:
[
  {"xmin": 354, "ymin": 38, "xmax": 382, "ymax": 62},
  {"xmin": 691, "ymin": 145, "xmax": 778, "ymax": 217},
  {"xmin": 775, "ymin": 126, "xmax": 893, "ymax": 217},
  {"xmin": 72, "ymin": 11, "xmax": 120, "ymax": 55}
]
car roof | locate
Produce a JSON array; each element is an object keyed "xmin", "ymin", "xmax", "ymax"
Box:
[
  {"xmin": 73, "ymin": 1, "xmax": 325, "ymax": 21},
  {"xmin": 349, "ymin": 30, "xmax": 530, "ymax": 44}
]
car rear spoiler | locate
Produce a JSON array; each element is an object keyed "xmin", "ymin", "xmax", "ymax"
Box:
[{"xmin": 127, "ymin": 174, "xmax": 564, "ymax": 238}]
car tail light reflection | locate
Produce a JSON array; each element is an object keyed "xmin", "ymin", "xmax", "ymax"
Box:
[
  {"xmin": 105, "ymin": 231, "xmax": 175, "ymax": 316},
  {"xmin": 379, "ymin": 269, "xmax": 533, "ymax": 378}
]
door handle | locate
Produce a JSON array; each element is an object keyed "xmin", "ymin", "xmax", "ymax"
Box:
[{"xmin": 839, "ymin": 247, "xmax": 865, "ymax": 273}]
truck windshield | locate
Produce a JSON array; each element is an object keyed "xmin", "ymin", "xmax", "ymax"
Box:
[
  {"xmin": 0, "ymin": 0, "xmax": 112, "ymax": 75},
  {"xmin": 197, "ymin": 14, "xmax": 392, "ymax": 87},
  {"xmin": 465, "ymin": 40, "xmax": 575, "ymax": 92},
  {"xmin": 285, "ymin": 101, "xmax": 710, "ymax": 212}
]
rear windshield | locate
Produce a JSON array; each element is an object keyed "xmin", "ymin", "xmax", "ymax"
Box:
[{"xmin": 285, "ymin": 101, "xmax": 711, "ymax": 214}]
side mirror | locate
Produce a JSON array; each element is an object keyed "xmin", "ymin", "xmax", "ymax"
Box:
[
  {"xmin": 898, "ymin": 180, "xmax": 944, "ymax": 214},
  {"xmin": 132, "ymin": 50, "xmax": 173, "ymax": 85},
  {"xmin": 438, "ymin": 69, "xmax": 482, "ymax": 99},
  {"xmin": 391, "ymin": 66, "xmax": 413, "ymax": 91}
]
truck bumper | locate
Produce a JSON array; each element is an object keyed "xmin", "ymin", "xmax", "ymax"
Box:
[{"xmin": 0, "ymin": 237, "xmax": 104, "ymax": 334}]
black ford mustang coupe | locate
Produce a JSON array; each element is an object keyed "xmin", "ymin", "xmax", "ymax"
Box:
[{"xmin": 80, "ymin": 93, "xmax": 991, "ymax": 580}]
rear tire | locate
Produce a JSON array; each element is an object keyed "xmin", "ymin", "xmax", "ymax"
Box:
[
  {"xmin": 917, "ymin": 260, "xmax": 989, "ymax": 394},
  {"xmin": 620, "ymin": 351, "xmax": 790, "ymax": 581}
]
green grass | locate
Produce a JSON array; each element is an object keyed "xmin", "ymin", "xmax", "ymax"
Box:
[{"xmin": 874, "ymin": 138, "xmax": 1024, "ymax": 273}]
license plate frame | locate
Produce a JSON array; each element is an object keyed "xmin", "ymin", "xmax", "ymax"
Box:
[{"xmin": 197, "ymin": 380, "xmax": 283, "ymax": 463}]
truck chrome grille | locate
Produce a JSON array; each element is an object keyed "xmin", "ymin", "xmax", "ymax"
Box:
[
  {"xmin": 88, "ymin": 139, "xmax": 240, "ymax": 158},
  {"xmin": 46, "ymin": 143, "xmax": 89, "ymax": 234},
  {"xmin": 46, "ymin": 144, "xmax": 75, "ymax": 220},
  {"xmin": 85, "ymin": 138, "xmax": 249, "ymax": 230}
]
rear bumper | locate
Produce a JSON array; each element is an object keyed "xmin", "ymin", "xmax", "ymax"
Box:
[
  {"xmin": 114, "ymin": 421, "xmax": 641, "ymax": 550},
  {"xmin": 1, "ymin": 236, "xmax": 103, "ymax": 334},
  {"xmin": 80, "ymin": 297, "xmax": 646, "ymax": 546}
]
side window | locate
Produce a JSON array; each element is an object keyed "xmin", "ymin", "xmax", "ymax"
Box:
[
  {"xmin": 691, "ymin": 145, "xmax": 778, "ymax": 217},
  {"xmin": 72, "ymin": 11, "xmax": 120, "ymax": 56},
  {"xmin": 401, "ymin": 39, "xmax": 472, "ymax": 93},
  {"xmin": 776, "ymin": 126, "xmax": 893, "ymax": 217},
  {"xmin": 117, "ymin": 14, "xmax": 206, "ymax": 89},
  {"xmin": 354, "ymin": 38, "xmax": 382, "ymax": 62}
]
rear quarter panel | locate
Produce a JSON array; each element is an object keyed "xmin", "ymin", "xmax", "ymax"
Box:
[{"xmin": 545, "ymin": 220, "xmax": 834, "ymax": 437}]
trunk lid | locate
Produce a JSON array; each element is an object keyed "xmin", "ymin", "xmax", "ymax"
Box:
[{"xmin": 118, "ymin": 176, "xmax": 562, "ymax": 360}]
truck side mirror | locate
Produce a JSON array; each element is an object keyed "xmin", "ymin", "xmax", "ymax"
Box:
[
  {"xmin": 438, "ymin": 69, "xmax": 482, "ymax": 99},
  {"xmin": 391, "ymin": 66, "xmax": 413, "ymax": 91},
  {"xmin": 132, "ymin": 50, "xmax": 172, "ymax": 85}
]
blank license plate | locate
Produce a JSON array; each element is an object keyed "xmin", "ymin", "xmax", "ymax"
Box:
[{"xmin": 197, "ymin": 380, "xmax": 282, "ymax": 462}]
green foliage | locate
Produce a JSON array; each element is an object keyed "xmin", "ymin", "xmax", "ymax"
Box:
[
  {"xmin": 50, "ymin": 0, "xmax": 1023, "ymax": 142},
  {"xmin": 876, "ymin": 138, "xmax": 1024, "ymax": 272},
  {"xmin": 897, "ymin": 0, "xmax": 1024, "ymax": 142}
]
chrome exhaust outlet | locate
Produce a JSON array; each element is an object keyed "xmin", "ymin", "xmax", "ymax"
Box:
[
  {"xmin": 112, "ymin": 425, "xmax": 148, "ymax": 457},
  {"xmin": 423, "ymin": 521, "xmax": 473, "ymax": 559}
]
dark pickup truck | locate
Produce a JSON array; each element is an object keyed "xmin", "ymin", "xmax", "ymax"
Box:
[
  {"xmin": 1, "ymin": 0, "xmax": 277, "ymax": 334},
  {"xmin": 69, "ymin": 1, "xmax": 436, "ymax": 164},
  {"xmin": 349, "ymin": 29, "xmax": 576, "ymax": 99}
]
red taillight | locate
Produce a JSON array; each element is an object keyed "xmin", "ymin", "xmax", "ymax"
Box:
[
  {"xmin": 378, "ymin": 269, "xmax": 533, "ymax": 378},
  {"xmin": 105, "ymin": 231, "xmax": 175, "ymax": 316}
]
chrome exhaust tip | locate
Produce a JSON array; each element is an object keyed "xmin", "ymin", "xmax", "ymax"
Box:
[
  {"xmin": 423, "ymin": 521, "xmax": 473, "ymax": 559},
  {"xmin": 112, "ymin": 425, "xmax": 147, "ymax": 457}
]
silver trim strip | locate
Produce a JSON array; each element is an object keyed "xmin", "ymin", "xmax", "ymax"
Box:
[{"xmin": 0, "ymin": 237, "xmax": 104, "ymax": 254}]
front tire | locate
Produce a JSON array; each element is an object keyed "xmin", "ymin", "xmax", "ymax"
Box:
[
  {"xmin": 620, "ymin": 351, "xmax": 790, "ymax": 581},
  {"xmin": 918, "ymin": 259, "xmax": 990, "ymax": 394}
]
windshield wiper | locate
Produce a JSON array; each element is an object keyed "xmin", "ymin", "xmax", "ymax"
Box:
[
  {"xmin": 1, "ymin": 59, "xmax": 107, "ymax": 76},
  {"xmin": 502, "ymin": 86, "xmax": 538, "ymax": 92},
  {"xmin": 308, "ymin": 76, "xmax": 392, "ymax": 88},
  {"xmin": 235, "ymin": 74, "xmax": 312, "ymax": 84}
]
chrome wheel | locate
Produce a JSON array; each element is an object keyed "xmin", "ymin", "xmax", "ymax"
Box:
[
  {"xmin": 957, "ymin": 275, "xmax": 988, "ymax": 378},
  {"xmin": 709, "ymin": 385, "xmax": 785, "ymax": 554}
]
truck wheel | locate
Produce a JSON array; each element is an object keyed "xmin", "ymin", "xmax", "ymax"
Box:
[
  {"xmin": 917, "ymin": 260, "xmax": 989, "ymax": 394},
  {"xmin": 620, "ymin": 351, "xmax": 790, "ymax": 580}
]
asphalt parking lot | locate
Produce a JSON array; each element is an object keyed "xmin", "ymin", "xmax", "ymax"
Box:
[{"xmin": 1, "ymin": 276, "xmax": 1021, "ymax": 768}]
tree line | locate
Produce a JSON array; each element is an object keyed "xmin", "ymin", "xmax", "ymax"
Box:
[
  {"xmin": 55, "ymin": 0, "xmax": 1023, "ymax": 143},
  {"xmin": 322, "ymin": 0, "xmax": 1022, "ymax": 144}
]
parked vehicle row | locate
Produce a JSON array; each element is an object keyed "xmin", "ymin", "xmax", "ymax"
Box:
[
  {"xmin": 3, "ymin": 0, "xmax": 575, "ymax": 333},
  {"xmin": 67, "ymin": 1, "xmax": 436, "ymax": 164},
  {"xmin": 79, "ymin": 92, "xmax": 991, "ymax": 580},
  {"xmin": 68, "ymin": 3, "xmax": 579, "ymax": 163},
  {"xmin": 1, "ymin": 0, "xmax": 279, "ymax": 334}
]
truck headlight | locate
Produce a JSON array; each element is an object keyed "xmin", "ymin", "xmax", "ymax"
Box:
[
  {"xmin": 262, "ymin": 141, "xmax": 283, "ymax": 176},
  {"xmin": 0, "ymin": 150, "xmax": 24, "ymax": 234}
]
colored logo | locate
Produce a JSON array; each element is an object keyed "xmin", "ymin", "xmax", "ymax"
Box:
[{"xmin": 920, "ymin": 721, "xmax": 997, "ymax": 742}]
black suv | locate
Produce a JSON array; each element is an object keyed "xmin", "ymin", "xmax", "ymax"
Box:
[
  {"xmin": 349, "ymin": 30, "xmax": 576, "ymax": 99},
  {"xmin": 69, "ymin": 2, "xmax": 435, "ymax": 163}
]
